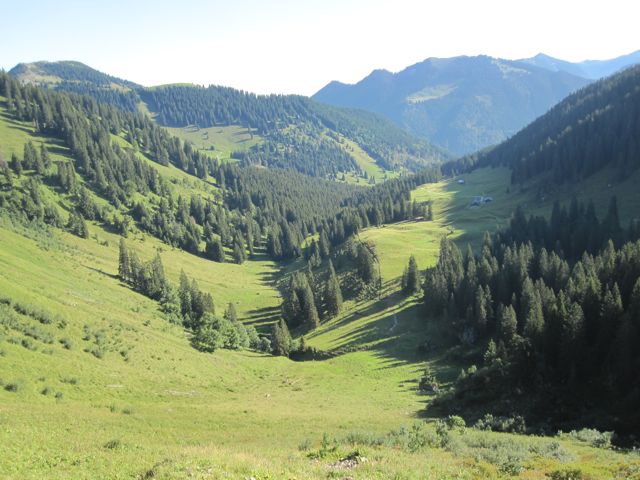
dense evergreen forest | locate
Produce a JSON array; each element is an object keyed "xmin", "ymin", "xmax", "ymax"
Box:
[
  {"xmin": 140, "ymin": 85, "xmax": 447, "ymax": 173},
  {"xmin": 423, "ymin": 198, "xmax": 640, "ymax": 433},
  {"xmin": 445, "ymin": 64, "xmax": 640, "ymax": 184}
]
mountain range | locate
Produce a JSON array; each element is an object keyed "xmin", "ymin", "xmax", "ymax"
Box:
[{"xmin": 313, "ymin": 51, "xmax": 640, "ymax": 155}]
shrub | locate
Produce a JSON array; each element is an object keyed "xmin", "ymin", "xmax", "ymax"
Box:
[
  {"xmin": 548, "ymin": 469, "xmax": 583, "ymax": 480},
  {"xmin": 85, "ymin": 346, "xmax": 105, "ymax": 359},
  {"xmin": 564, "ymin": 428, "xmax": 613, "ymax": 449},
  {"xmin": 307, "ymin": 433, "xmax": 337, "ymax": 459},
  {"xmin": 23, "ymin": 325, "xmax": 54, "ymax": 344},
  {"xmin": 192, "ymin": 324, "xmax": 222, "ymax": 353},
  {"xmin": 104, "ymin": 439, "xmax": 122, "ymax": 450},
  {"xmin": 54, "ymin": 391, "xmax": 64, "ymax": 400},
  {"xmin": 446, "ymin": 415, "xmax": 466, "ymax": 432},
  {"xmin": 473, "ymin": 414, "xmax": 526, "ymax": 433},
  {"xmin": 59, "ymin": 337, "xmax": 74, "ymax": 350},
  {"xmin": 4, "ymin": 382, "xmax": 21, "ymax": 392},
  {"xmin": 20, "ymin": 338, "xmax": 36, "ymax": 350}
]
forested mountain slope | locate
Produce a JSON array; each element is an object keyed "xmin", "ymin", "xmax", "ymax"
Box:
[
  {"xmin": 9, "ymin": 61, "xmax": 447, "ymax": 179},
  {"xmin": 448, "ymin": 64, "xmax": 640, "ymax": 185}
]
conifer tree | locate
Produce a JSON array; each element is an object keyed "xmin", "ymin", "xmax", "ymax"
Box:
[
  {"xmin": 324, "ymin": 259, "xmax": 343, "ymax": 317},
  {"xmin": 232, "ymin": 240, "xmax": 246, "ymax": 264},
  {"xmin": 118, "ymin": 238, "xmax": 130, "ymax": 282},
  {"xmin": 521, "ymin": 277, "xmax": 544, "ymax": 342},
  {"xmin": 206, "ymin": 237, "xmax": 225, "ymax": 262},
  {"xmin": 40, "ymin": 143, "xmax": 51, "ymax": 170},
  {"xmin": 10, "ymin": 152, "xmax": 22, "ymax": 177},
  {"xmin": 224, "ymin": 302, "xmax": 238, "ymax": 323},
  {"xmin": 271, "ymin": 318, "xmax": 292, "ymax": 356},
  {"xmin": 497, "ymin": 303, "xmax": 518, "ymax": 347},
  {"xmin": 282, "ymin": 275, "xmax": 302, "ymax": 327},
  {"xmin": 23, "ymin": 141, "xmax": 38, "ymax": 170},
  {"xmin": 403, "ymin": 255, "xmax": 420, "ymax": 294},
  {"xmin": 300, "ymin": 280, "xmax": 320, "ymax": 329},
  {"xmin": 356, "ymin": 242, "xmax": 378, "ymax": 284},
  {"xmin": 148, "ymin": 252, "xmax": 167, "ymax": 300},
  {"xmin": 178, "ymin": 270, "xmax": 193, "ymax": 320}
]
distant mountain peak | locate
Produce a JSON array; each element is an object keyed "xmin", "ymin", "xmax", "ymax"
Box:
[
  {"xmin": 9, "ymin": 60, "xmax": 141, "ymax": 89},
  {"xmin": 314, "ymin": 54, "xmax": 590, "ymax": 155}
]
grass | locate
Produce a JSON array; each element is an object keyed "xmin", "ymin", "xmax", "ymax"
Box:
[{"xmin": 167, "ymin": 124, "xmax": 262, "ymax": 161}]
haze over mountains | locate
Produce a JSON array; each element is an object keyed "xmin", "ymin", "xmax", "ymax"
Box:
[{"xmin": 313, "ymin": 51, "xmax": 640, "ymax": 155}]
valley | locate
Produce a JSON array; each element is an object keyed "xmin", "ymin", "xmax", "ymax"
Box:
[{"xmin": 1, "ymin": 49, "xmax": 640, "ymax": 480}]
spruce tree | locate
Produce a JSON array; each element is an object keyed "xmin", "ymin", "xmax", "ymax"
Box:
[
  {"xmin": 324, "ymin": 260, "xmax": 343, "ymax": 317},
  {"xmin": 282, "ymin": 275, "xmax": 302, "ymax": 327},
  {"xmin": 118, "ymin": 238, "xmax": 130, "ymax": 282},
  {"xmin": 403, "ymin": 255, "xmax": 420, "ymax": 294},
  {"xmin": 521, "ymin": 278, "xmax": 544, "ymax": 343},
  {"xmin": 178, "ymin": 270, "xmax": 193, "ymax": 320},
  {"xmin": 271, "ymin": 318, "xmax": 292, "ymax": 356},
  {"xmin": 357, "ymin": 243, "xmax": 378, "ymax": 284},
  {"xmin": 232, "ymin": 241, "xmax": 246, "ymax": 264},
  {"xmin": 497, "ymin": 303, "xmax": 518, "ymax": 347},
  {"xmin": 300, "ymin": 281, "xmax": 320, "ymax": 329},
  {"xmin": 224, "ymin": 302, "xmax": 238, "ymax": 323},
  {"xmin": 10, "ymin": 152, "xmax": 22, "ymax": 177},
  {"xmin": 40, "ymin": 144, "xmax": 51, "ymax": 170},
  {"xmin": 148, "ymin": 252, "xmax": 167, "ymax": 300},
  {"xmin": 206, "ymin": 237, "xmax": 225, "ymax": 262}
]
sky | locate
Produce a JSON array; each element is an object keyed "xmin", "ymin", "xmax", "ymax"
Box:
[{"xmin": 2, "ymin": 0, "xmax": 639, "ymax": 95}]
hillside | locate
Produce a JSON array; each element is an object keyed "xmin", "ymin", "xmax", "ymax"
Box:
[
  {"xmin": 449, "ymin": 64, "xmax": 640, "ymax": 186},
  {"xmin": 313, "ymin": 55, "xmax": 591, "ymax": 155},
  {"xmin": 9, "ymin": 61, "xmax": 448, "ymax": 181}
]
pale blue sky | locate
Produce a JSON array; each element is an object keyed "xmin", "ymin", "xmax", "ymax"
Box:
[{"xmin": 2, "ymin": 0, "xmax": 639, "ymax": 95}]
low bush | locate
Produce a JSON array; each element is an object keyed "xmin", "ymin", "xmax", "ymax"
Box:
[
  {"xmin": 547, "ymin": 469, "xmax": 584, "ymax": 480},
  {"xmin": 561, "ymin": 428, "xmax": 613, "ymax": 449},
  {"xmin": 4, "ymin": 382, "xmax": 22, "ymax": 392},
  {"xmin": 103, "ymin": 439, "xmax": 123, "ymax": 450},
  {"xmin": 474, "ymin": 413, "xmax": 526, "ymax": 433}
]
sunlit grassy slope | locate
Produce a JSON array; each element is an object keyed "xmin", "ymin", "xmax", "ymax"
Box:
[
  {"xmin": 1, "ymin": 102, "xmax": 638, "ymax": 478},
  {"xmin": 167, "ymin": 124, "xmax": 262, "ymax": 161},
  {"xmin": 2, "ymin": 221, "xmax": 635, "ymax": 479},
  {"xmin": 358, "ymin": 165, "xmax": 640, "ymax": 282}
]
